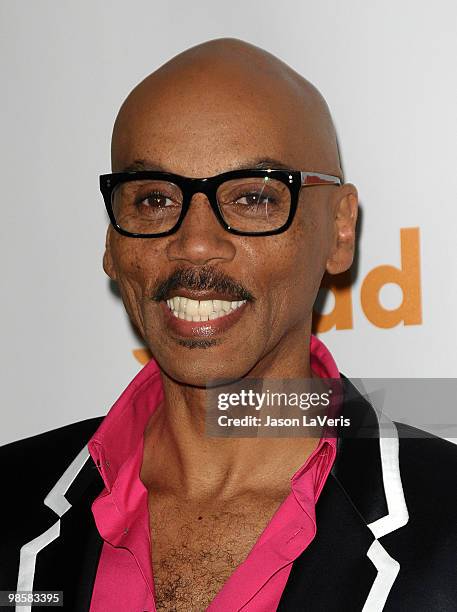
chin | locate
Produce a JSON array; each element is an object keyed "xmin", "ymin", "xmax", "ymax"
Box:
[{"xmin": 160, "ymin": 358, "xmax": 252, "ymax": 389}]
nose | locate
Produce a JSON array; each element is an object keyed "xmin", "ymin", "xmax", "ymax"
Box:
[{"xmin": 165, "ymin": 192, "xmax": 236, "ymax": 266}]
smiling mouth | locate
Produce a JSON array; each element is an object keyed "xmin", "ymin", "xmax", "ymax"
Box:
[{"xmin": 165, "ymin": 296, "xmax": 247, "ymax": 322}]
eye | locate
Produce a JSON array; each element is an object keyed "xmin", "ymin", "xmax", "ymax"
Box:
[
  {"xmin": 135, "ymin": 191, "xmax": 177, "ymax": 208},
  {"xmin": 234, "ymin": 191, "xmax": 278, "ymax": 207}
]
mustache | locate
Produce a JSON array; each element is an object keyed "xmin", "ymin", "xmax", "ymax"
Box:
[{"xmin": 152, "ymin": 265, "xmax": 255, "ymax": 302}]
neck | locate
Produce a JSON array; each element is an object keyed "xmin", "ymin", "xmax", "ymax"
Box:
[{"xmin": 140, "ymin": 328, "xmax": 322, "ymax": 500}]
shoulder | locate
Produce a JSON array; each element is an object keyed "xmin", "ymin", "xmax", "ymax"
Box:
[
  {"xmin": 395, "ymin": 420, "xmax": 457, "ymax": 474},
  {"xmin": 394, "ymin": 421, "xmax": 457, "ymax": 507},
  {"xmin": 0, "ymin": 418, "xmax": 104, "ymax": 583},
  {"xmin": 0, "ymin": 417, "xmax": 104, "ymax": 496},
  {"xmin": 0, "ymin": 416, "xmax": 104, "ymax": 459}
]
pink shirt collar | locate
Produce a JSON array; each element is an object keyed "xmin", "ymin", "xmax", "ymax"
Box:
[{"xmin": 88, "ymin": 334, "xmax": 339, "ymax": 493}]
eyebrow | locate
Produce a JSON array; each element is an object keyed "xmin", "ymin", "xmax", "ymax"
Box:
[
  {"xmin": 121, "ymin": 157, "xmax": 294, "ymax": 174},
  {"xmin": 122, "ymin": 160, "xmax": 166, "ymax": 172}
]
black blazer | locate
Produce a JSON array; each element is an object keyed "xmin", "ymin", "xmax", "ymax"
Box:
[{"xmin": 2, "ymin": 376, "xmax": 457, "ymax": 611}]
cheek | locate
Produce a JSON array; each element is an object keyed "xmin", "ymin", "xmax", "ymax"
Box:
[
  {"xmin": 109, "ymin": 239, "xmax": 165, "ymax": 328},
  {"xmin": 111, "ymin": 239, "xmax": 156, "ymax": 291},
  {"xmin": 294, "ymin": 196, "xmax": 332, "ymax": 276},
  {"xmin": 263, "ymin": 209, "xmax": 329, "ymax": 321}
]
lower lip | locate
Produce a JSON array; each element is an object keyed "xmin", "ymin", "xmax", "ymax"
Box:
[{"xmin": 160, "ymin": 301, "xmax": 249, "ymax": 338}]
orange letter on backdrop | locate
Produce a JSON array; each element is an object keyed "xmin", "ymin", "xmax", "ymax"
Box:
[
  {"xmin": 361, "ymin": 227, "xmax": 422, "ymax": 328},
  {"xmin": 313, "ymin": 270, "xmax": 353, "ymax": 332}
]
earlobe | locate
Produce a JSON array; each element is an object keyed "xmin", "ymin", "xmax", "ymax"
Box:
[
  {"xmin": 103, "ymin": 227, "xmax": 118, "ymax": 281},
  {"xmin": 326, "ymin": 184, "xmax": 358, "ymax": 275}
]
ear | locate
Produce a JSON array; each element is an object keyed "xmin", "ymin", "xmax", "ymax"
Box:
[
  {"xmin": 102, "ymin": 225, "xmax": 118, "ymax": 281},
  {"xmin": 326, "ymin": 183, "xmax": 358, "ymax": 275}
]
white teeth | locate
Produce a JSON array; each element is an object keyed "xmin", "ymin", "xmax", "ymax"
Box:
[
  {"xmin": 165, "ymin": 296, "xmax": 247, "ymax": 322},
  {"xmin": 199, "ymin": 300, "xmax": 213, "ymax": 316},
  {"xmin": 186, "ymin": 299, "xmax": 199, "ymax": 316}
]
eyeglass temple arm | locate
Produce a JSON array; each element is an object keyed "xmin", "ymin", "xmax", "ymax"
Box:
[{"xmin": 300, "ymin": 172, "xmax": 342, "ymax": 186}]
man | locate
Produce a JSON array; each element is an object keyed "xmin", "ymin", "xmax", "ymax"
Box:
[{"xmin": 1, "ymin": 38, "xmax": 457, "ymax": 612}]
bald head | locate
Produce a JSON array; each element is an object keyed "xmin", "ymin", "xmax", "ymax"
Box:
[{"xmin": 111, "ymin": 38, "xmax": 342, "ymax": 179}]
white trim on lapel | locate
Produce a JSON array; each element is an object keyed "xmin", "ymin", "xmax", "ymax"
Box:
[
  {"xmin": 361, "ymin": 411, "xmax": 409, "ymax": 611},
  {"xmin": 362, "ymin": 540, "xmax": 400, "ymax": 611},
  {"xmin": 16, "ymin": 521, "xmax": 61, "ymax": 593},
  {"xmin": 367, "ymin": 412, "xmax": 409, "ymax": 538},
  {"xmin": 16, "ymin": 445, "xmax": 91, "ymax": 612},
  {"xmin": 44, "ymin": 445, "xmax": 90, "ymax": 516}
]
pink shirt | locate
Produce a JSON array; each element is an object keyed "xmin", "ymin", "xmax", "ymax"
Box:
[{"xmin": 88, "ymin": 335, "xmax": 340, "ymax": 611}]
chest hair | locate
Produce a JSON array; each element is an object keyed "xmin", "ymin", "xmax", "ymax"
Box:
[{"xmin": 149, "ymin": 493, "xmax": 286, "ymax": 611}]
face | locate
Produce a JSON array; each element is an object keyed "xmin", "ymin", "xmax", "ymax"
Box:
[{"xmin": 103, "ymin": 55, "xmax": 357, "ymax": 386}]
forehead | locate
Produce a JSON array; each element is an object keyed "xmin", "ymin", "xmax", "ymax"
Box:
[{"xmin": 111, "ymin": 60, "xmax": 335, "ymax": 177}]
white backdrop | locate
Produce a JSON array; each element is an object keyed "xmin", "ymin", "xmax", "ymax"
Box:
[{"xmin": 1, "ymin": 0, "xmax": 456, "ymax": 445}]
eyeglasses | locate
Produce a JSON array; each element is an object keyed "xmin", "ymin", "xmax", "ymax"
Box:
[{"xmin": 99, "ymin": 168, "xmax": 342, "ymax": 238}]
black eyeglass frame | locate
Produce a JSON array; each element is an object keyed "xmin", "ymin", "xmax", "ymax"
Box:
[{"xmin": 99, "ymin": 168, "xmax": 342, "ymax": 238}]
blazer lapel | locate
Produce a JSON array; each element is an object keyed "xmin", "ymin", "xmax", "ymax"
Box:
[
  {"xmin": 278, "ymin": 376, "xmax": 409, "ymax": 612},
  {"xmin": 277, "ymin": 473, "xmax": 377, "ymax": 612},
  {"xmin": 17, "ymin": 445, "xmax": 105, "ymax": 611}
]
